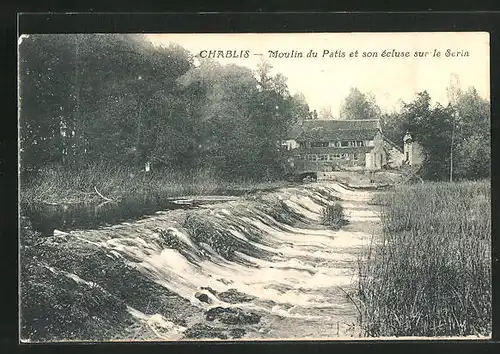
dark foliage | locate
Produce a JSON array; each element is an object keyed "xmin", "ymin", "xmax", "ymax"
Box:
[
  {"xmin": 19, "ymin": 34, "xmax": 310, "ymax": 182},
  {"xmin": 321, "ymin": 203, "xmax": 347, "ymax": 230}
]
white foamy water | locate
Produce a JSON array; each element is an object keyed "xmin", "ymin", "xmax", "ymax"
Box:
[{"xmin": 66, "ymin": 182, "xmax": 381, "ymax": 339}]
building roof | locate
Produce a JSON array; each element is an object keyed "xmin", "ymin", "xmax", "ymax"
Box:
[
  {"xmin": 383, "ymin": 136, "xmax": 404, "ymax": 153},
  {"xmin": 293, "ymin": 119, "xmax": 381, "ymax": 141}
]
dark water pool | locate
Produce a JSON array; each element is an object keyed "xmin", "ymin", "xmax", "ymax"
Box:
[
  {"xmin": 21, "ymin": 184, "xmax": 298, "ymax": 236},
  {"xmin": 21, "ymin": 199, "xmax": 192, "ymax": 236}
]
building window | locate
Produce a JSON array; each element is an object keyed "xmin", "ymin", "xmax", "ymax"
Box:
[
  {"xmin": 319, "ymin": 154, "xmax": 328, "ymax": 161},
  {"xmin": 353, "ymin": 153, "xmax": 359, "ymax": 160},
  {"xmin": 340, "ymin": 141, "xmax": 349, "ymax": 147},
  {"xmin": 311, "ymin": 142, "xmax": 328, "ymax": 148},
  {"xmin": 356, "ymin": 141, "xmax": 364, "ymax": 147},
  {"xmin": 306, "ymin": 154, "xmax": 318, "ymax": 161}
]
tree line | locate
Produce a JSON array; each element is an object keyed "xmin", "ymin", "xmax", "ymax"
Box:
[
  {"xmin": 19, "ymin": 34, "xmax": 490, "ymax": 182},
  {"xmin": 19, "ymin": 34, "xmax": 311, "ymax": 181},
  {"xmin": 313, "ymin": 86, "xmax": 490, "ymax": 181},
  {"xmin": 382, "ymin": 86, "xmax": 490, "ymax": 181}
]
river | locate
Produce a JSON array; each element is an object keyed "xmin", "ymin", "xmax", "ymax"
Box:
[{"xmin": 28, "ymin": 182, "xmax": 382, "ymax": 341}]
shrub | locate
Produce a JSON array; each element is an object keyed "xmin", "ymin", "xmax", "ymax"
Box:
[{"xmin": 321, "ymin": 203, "xmax": 347, "ymax": 230}]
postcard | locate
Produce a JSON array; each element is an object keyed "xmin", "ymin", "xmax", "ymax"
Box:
[{"xmin": 18, "ymin": 31, "xmax": 491, "ymax": 342}]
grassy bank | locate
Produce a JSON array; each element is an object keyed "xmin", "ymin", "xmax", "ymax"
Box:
[
  {"xmin": 358, "ymin": 181, "xmax": 491, "ymax": 337},
  {"xmin": 21, "ymin": 164, "xmax": 288, "ymax": 206},
  {"xmin": 20, "ymin": 164, "xmax": 291, "ymax": 233}
]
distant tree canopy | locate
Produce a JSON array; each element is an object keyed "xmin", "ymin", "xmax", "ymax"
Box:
[
  {"xmin": 19, "ymin": 35, "xmax": 489, "ymax": 182},
  {"xmin": 335, "ymin": 84, "xmax": 489, "ymax": 181},
  {"xmin": 340, "ymin": 88, "xmax": 381, "ymax": 120},
  {"xmin": 381, "ymin": 88, "xmax": 490, "ymax": 181},
  {"xmin": 19, "ymin": 35, "xmax": 313, "ymax": 180}
]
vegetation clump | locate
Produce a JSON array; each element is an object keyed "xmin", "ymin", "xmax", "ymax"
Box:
[
  {"xmin": 321, "ymin": 203, "xmax": 347, "ymax": 230},
  {"xmin": 358, "ymin": 181, "xmax": 491, "ymax": 337}
]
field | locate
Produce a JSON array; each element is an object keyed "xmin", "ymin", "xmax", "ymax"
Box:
[{"xmin": 358, "ymin": 181, "xmax": 491, "ymax": 337}]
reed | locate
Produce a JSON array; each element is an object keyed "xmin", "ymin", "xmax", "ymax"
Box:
[
  {"xmin": 20, "ymin": 163, "xmax": 224, "ymax": 205},
  {"xmin": 358, "ymin": 181, "xmax": 491, "ymax": 337}
]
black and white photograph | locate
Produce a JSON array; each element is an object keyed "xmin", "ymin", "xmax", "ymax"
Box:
[{"xmin": 18, "ymin": 32, "xmax": 491, "ymax": 342}]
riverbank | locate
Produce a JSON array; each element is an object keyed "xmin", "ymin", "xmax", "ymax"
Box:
[
  {"xmin": 20, "ymin": 182, "xmax": 377, "ymax": 342},
  {"xmin": 21, "ymin": 164, "xmax": 293, "ymax": 235},
  {"xmin": 357, "ymin": 180, "xmax": 491, "ymax": 337},
  {"xmin": 22, "ymin": 164, "xmax": 291, "ymax": 206}
]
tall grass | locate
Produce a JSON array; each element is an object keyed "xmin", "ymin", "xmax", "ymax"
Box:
[
  {"xmin": 358, "ymin": 181, "xmax": 491, "ymax": 337},
  {"xmin": 20, "ymin": 164, "xmax": 224, "ymax": 205},
  {"xmin": 21, "ymin": 163, "xmax": 291, "ymax": 206}
]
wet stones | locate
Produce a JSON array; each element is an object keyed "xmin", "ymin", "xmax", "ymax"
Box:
[
  {"xmin": 157, "ymin": 228, "xmax": 183, "ymax": 250},
  {"xmin": 194, "ymin": 286, "xmax": 257, "ymax": 306},
  {"xmin": 194, "ymin": 292, "xmax": 211, "ymax": 304},
  {"xmin": 200, "ymin": 286, "xmax": 218, "ymax": 296},
  {"xmin": 218, "ymin": 289, "xmax": 256, "ymax": 304},
  {"xmin": 205, "ymin": 306, "xmax": 261, "ymax": 325},
  {"xmin": 216, "ymin": 278, "xmax": 233, "ymax": 285}
]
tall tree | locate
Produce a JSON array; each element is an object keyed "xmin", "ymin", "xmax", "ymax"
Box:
[
  {"xmin": 19, "ymin": 34, "xmax": 195, "ymax": 173},
  {"xmin": 19, "ymin": 35, "xmax": 316, "ymax": 181},
  {"xmin": 19, "ymin": 34, "xmax": 78, "ymax": 173},
  {"xmin": 339, "ymin": 88, "xmax": 381, "ymax": 120},
  {"xmin": 453, "ymin": 87, "xmax": 491, "ymax": 179},
  {"xmin": 256, "ymin": 60, "xmax": 274, "ymax": 91}
]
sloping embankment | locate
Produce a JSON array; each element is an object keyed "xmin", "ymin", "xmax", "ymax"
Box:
[{"xmin": 20, "ymin": 182, "xmax": 380, "ymax": 342}]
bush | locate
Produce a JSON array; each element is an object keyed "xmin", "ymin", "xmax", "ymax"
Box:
[{"xmin": 321, "ymin": 203, "xmax": 347, "ymax": 230}]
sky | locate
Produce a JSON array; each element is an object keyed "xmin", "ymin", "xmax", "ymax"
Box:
[{"xmin": 146, "ymin": 32, "xmax": 490, "ymax": 117}]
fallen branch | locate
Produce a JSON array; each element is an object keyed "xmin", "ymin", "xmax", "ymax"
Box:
[{"xmin": 94, "ymin": 186, "xmax": 113, "ymax": 202}]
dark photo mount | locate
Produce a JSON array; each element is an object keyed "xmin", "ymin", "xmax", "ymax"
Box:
[{"xmin": 4, "ymin": 9, "xmax": 500, "ymax": 354}]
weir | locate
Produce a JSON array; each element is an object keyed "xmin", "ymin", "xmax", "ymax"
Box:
[{"xmin": 32, "ymin": 182, "xmax": 382, "ymax": 340}]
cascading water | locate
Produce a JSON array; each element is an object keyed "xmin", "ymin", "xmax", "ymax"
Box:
[{"xmin": 31, "ymin": 182, "xmax": 381, "ymax": 341}]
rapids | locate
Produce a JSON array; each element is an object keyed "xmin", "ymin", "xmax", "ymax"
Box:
[{"xmin": 46, "ymin": 182, "xmax": 381, "ymax": 340}]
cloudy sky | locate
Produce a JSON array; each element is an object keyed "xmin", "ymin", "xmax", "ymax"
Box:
[{"xmin": 146, "ymin": 32, "xmax": 489, "ymax": 116}]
